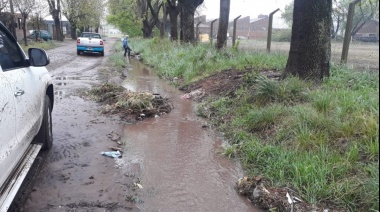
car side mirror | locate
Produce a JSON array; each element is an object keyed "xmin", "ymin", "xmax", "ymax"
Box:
[{"xmin": 28, "ymin": 48, "xmax": 50, "ymax": 66}]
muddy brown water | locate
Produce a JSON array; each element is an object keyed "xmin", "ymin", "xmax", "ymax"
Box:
[
  {"xmin": 10, "ymin": 38, "xmax": 260, "ymax": 212},
  {"xmin": 120, "ymin": 60, "xmax": 258, "ymax": 211}
]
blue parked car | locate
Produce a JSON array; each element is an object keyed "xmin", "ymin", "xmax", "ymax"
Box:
[{"xmin": 30, "ymin": 30, "xmax": 52, "ymax": 41}]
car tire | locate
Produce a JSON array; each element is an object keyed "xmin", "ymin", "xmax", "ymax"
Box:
[
  {"xmin": 77, "ymin": 50, "xmax": 80, "ymax": 55},
  {"xmin": 33, "ymin": 95, "xmax": 53, "ymax": 150},
  {"xmin": 100, "ymin": 51, "xmax": 104, "ymax": 56}
]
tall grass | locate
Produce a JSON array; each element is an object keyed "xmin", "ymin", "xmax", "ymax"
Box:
[
  {"xmin": 130, "ymin": 37, "xmax": 379, "ymax": 211},
  {"xmin": 130, "ymin": 37, "xmax": 287, "ymax": 83}
]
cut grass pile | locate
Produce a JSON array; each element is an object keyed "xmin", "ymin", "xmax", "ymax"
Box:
[{"xmin": 87, "ymin": 83, "xmax": 172, "ymax": 119}]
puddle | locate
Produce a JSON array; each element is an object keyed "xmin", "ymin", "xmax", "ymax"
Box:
[{"xmin": 120, "ymin": 60, "xmax": 260, "ymax": 211}]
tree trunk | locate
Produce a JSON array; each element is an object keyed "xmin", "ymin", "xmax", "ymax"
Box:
[
  {"xmin": 285, "ymin": 0, "xmax": 332, "ymax": 81},
  {"xmin": 168, "ymin": 7, "xmax": 179, "ymax": 40},
  {"xmin": 160, "ymin": 6, "xmax": 167, "ymax": 38},
  {"xmin": 142, "ymin": 20, "xmax": 154, "ymax": 38},
  {"xmin": 179, "ymin": 0, "xmax": 204, "ymax": 43},
  {"xmin": 181, "ymin": 6, "xmax": 195, "ymax": 42},
  {"xmin": 71, "ymin": 25, "xmax": 77, "ymax": 39},
  {"xmin": 52, "ymin": 9, "xmax": 62, "ymax": 41},
  {"xmin": 9, "ymin": 0, "xmax": 17, "ymax": 40},
  {"xmin": 22, "ymin": 16, "xmax": 27, "ymax": 46},
  {"xmin": 167, "ymin": 0, "xmax": 180, "ymax": 40},
  {"xmin": 216, "ymin": 0, "xmax": 230, "ymax": 49}
]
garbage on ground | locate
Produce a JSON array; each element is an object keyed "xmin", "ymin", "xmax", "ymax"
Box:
[
  {"xmin": 101, "ymin": 151, "xmax": 122, "ymax": 158},
  {"xmin": 134, "ymin": 183, "xmax": 143, "ymax": 189},
  {"xmin": 237, "ymin": 176, "xmax": 317, "ymax": 211},
  {"xmin": 109, "ymin": 147, "xmax": 123, "ymax": 152},
  {"xmin": 180, "ymin": 89, "xmax": 205, "ymax": 101}
]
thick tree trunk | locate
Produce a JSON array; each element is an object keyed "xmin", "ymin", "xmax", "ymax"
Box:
[
  {"xmin": 52, "ymin": 9, "xmax": 62, "ymax": 41},
  {"xmin": 167, "ymin": 0, "xmax": 180, "ymax": 40},
  {"xmin": 168, "ymin": 9, "xmax": 179, "ymax": 40},
  {"xmin": 181, "ymin": 6, "xmax": 195, "ymax": 42},
  {"xmin": 285, "ymin": 0, "xmax": 332, "ymax": 81},
  {"xmin": 179, "ymin": 0, "xmax": 204, "ymax": 43},
  {"xmin": 142, "ymin": 20, "xmax": 154, "ymax": 38},
  {"xmin": 216, "ymin": 0, "xmax": 230, "ymax": 49}
]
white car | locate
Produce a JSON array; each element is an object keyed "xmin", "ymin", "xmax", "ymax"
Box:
[
  {"xmin": 0, "ymin": 21, "xmax": 54, "ymax": 211},
  {"xmin": 77, "ymin": 32, "xmax": 105, "ymax": 56}
]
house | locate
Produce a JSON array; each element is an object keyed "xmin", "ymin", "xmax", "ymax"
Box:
[
  {"xmin": 353, "ymin": 19, "xmax": 379, "ymax": 42},
  {"xmin": 42, "ymin": 15, "xmax": 71, "ymax": 39}
]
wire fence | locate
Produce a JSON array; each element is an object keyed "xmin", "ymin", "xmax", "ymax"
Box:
[
  {"xmin": 198, "ymin": 4, "xmax": 379, "ymax": 71},
  {"xmin": 234, "ymin": 39, "xmax": 379, "ymax": 71}
]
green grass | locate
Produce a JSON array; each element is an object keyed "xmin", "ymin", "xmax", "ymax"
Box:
[
  {"xmin": 130, "ymin": 37, "xmax": 287, "ymax": 84},
  {"xmin": 19, "ymin": 40, "xmax": 57, "ymax": 52},
  {"xmin": 130, "ymin": 37, "xmax": 379, "ymax": 211}
]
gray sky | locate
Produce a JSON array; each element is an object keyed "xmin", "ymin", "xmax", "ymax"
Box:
[{"xmin": 201, "ymin": 0, "xmax": 293, "ymax": 20}]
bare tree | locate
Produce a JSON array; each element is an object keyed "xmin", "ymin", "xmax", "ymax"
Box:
[
  {"xmin": 0, "ymin": 0, "xmax": 8, "ymax": 12},
  {"xmin": 13, "ymin": 0, "xmax": 37, "ymax": 46},
  {"xmin": 216, "ymin": 0, "xmax": 230, "ymax": 49},
  {"xmin": 285, "ymin": 0, "xmax": 332, "ymax": 81}
]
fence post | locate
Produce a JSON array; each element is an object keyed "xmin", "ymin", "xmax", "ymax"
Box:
[
  {"xmin": 210, "ymin": 19, "xmax": 218, "ymax": 45},
  {"xmin": 196, "ymin": 22, "xmax": 201, "ymax": 43},
  {"xmin": 232, "ymin": 15, "xmax": 242, "ymax": 47},
  {"xmin": 267, "ymin": 8, "xmax": 280, "ymax": 53},
  {"xmin": 341, "ymin": 0, "xmax": 361, "ymax": 64}
]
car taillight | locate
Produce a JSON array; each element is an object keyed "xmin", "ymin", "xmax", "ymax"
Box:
[
  {"xmin": 100, "ymin": 40, "xmax": 104, "ymax": 45},
  {"xmin": 77, "ymin": 39, "xmax": 80, "ymax": 44}
]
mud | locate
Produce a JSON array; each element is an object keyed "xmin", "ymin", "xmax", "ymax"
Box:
[{"xmin": 10, "ymin": 37, "xmax": 261, "ymax": 211}]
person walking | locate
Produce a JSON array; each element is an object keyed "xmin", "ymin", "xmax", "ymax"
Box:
[{"xmin": 123, "ymin": 35, "xmax": 132, "ymax": 57}]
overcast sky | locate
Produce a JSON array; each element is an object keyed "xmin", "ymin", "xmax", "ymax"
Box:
[{"xmin": 201, "ymin": 0, "xmax": 293, "ymax": 20}]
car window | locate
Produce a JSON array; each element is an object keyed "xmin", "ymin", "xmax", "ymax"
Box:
[
  {"xmin": 92, "ymin": 34, "xmax": 101, "ymax": 39},
  {"xmin": 82, "ymin": 33, "xmax": 90, "ymax": 38},
  {"xmin": 0, "ymin": 30, "xmax": 24, "ymax": 71}
]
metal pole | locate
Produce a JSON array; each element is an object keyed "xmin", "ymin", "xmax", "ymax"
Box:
[
  {"xmin": 232, "ymin": 15, "xmax": 241, "ymax": 47},
  {"xmin": 196, "ymin": 22, "xmax": 201, "ymax": 43},
  {"xmin": 267, "ymin": 8, "xmax": 280, "ymax": 52},
  {"xmin": 341, "ymin": 0, "xmax": 361, "ymax": 64},
  {"xmin": 210, "ymin": 19, "xmax": 218, "ymax": 44}
]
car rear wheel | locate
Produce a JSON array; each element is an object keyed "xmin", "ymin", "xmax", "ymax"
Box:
[
  {"xmin": 33, "ymin": 95, "xmax": 53, "ymax": 150},
  {"xmin": 100, "ymin": 51, "xmax": 104, "ymax": 56},
  {"xmin": 77, "ymin": 50, "xmax": 80, "ymax": 55}
]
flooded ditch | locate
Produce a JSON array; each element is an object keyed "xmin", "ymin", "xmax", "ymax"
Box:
[{"xmin": 118, "ymin": 59, "xmax": 260, "ymax": 211}]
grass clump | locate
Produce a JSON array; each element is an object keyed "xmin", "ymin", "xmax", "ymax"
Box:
[
  {"xmin": 20, "ymin": 40, "xmax": 57, "ymax": 52},
  {"xmin": 210, "ymin": 67, "xmax": 379, "ymax": 211}
]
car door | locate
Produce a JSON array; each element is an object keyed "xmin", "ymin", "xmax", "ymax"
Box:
[
  {"xmin": 0, "ymin": 28, "xmax": 44, "ymax": 145},
  {"xmin": 0, "ymin": 25, "xmax": 43, "ymax": 186},
  {"xmin": 0, "ymin": 71, "xmax": 17, "ymax": 187}
]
